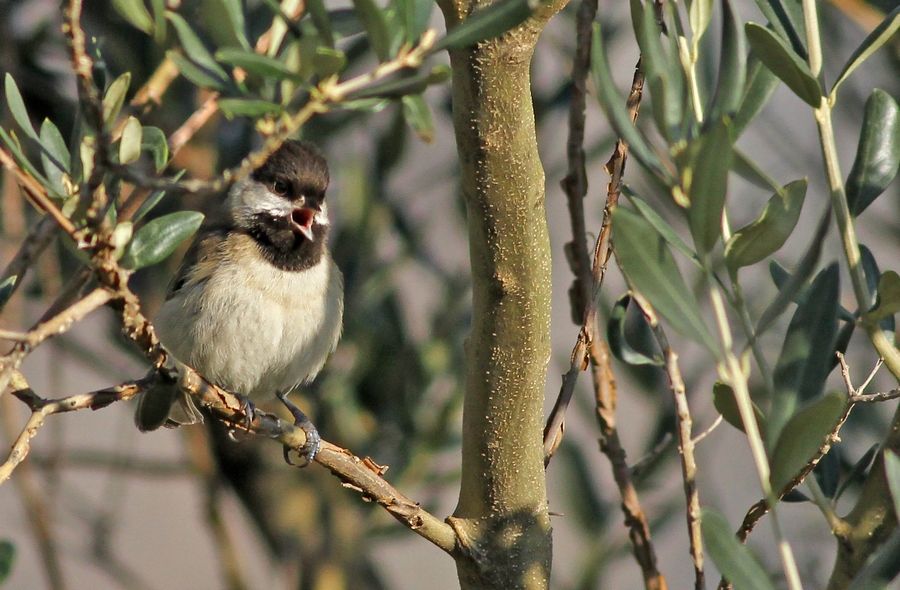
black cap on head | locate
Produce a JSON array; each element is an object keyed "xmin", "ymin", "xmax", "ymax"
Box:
[{"xmin": 251, "ymin": 140, "xmax": 329, "ymax": 199}]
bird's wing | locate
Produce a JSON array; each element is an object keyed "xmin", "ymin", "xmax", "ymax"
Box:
[{"xmin": 165, "ymin": 224, "xmax": 231, "ymax": 300}]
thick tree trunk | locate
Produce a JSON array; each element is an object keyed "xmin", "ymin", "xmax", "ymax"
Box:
[{"xmin": 438, "ymin": 2, "xmax": 567, "ymax": 587}]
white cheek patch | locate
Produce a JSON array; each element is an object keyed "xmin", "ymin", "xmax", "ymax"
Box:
[
  {"xmin": 314, "ymin": 202, "xmax": 330, "ymax": 226},
  {"xmin": 229, "ymin": 179, "xmax": 292, "ymax": 223}
]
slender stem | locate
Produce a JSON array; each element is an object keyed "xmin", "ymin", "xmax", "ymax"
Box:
[
  {"xmin": 707, "ymin": 276, "xmax": 803, "ymax": 590},
  {"xmin": 801, "ymin": 0, "xmax": 823, "ymax": 78}
]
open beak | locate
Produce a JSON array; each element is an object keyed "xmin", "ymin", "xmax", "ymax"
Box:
[{"xmin": 290, "ymin": 207, "xmax": 316, "ymax": 241}]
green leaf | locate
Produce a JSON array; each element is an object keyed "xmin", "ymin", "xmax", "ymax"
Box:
[
  {"xmin": 866, "ymin": 271, "xmax": 900, "ymax": 324},
  {"xmin": 217, "ymin": 98, "xmax": 283, "ymax": 119},
  {"xmin": 702, "ymin": 508, "xmax": 776, "ymax": 590},
  {"xmin": 401, "ymin": 94, "xmax": 434, "ymax": 142},
  {"xmin": 167, "ymin": 12, "xmax": 230, "ymax": 81},
  {"xmin": 710, "ymin": 0, "xmax": 747, "ymax": 120},
  {"xmin": 0, "ymin": 540, "xmax": 14, "ymax": 583},
  {"xmin": 755, "ymin": 209, "xmax": 829, "ymax": 337},
  {"xmin": 626, "ymin": 191, "xmax": 700, "ymax": 266},
  {"xmin": 351, "ymin": 64, "xmax": 449, "ymax": 99},
  {"xmin": 214, "ymin": 48, "xmax": 302, "ymax": 80},
  {"xmin": 102, "ymin": 73, "xmax": 132, "ymax": 127},
  {"xmin": 0, "ymin": 128, "xmax": 50, "ymax": 188},
  {"xmin": 887, "ymin": 450, "xmax": 900, "ymax": 520},
  {"xmin": 167, "ymin": 51, "xmax": 227, "ymax": 91},
  {"xmin": 150, "ymin": 0, "xmax": 167, "ymax": 43},
  {"xmin": 4, "ymin": 74, "xmax": 38, "ymax": 140},
  {"xmin": 832, "ymin": 6, "xmax": 900, "ymax": 99},
  {"xmin": 222, "ymin": 0, "xmax": 251, "ymax": 50},
  {"xmin": 433, "ymin": 0, "xmax": 532, "ymax": 51},
  {"xmin": 122, "ymin": 211, "xmax": 204, "ymax": 270},
  {"xmin": 307, "ymin": 0, "xmax": 335, "ymax": 46},
  {"xmin": 713, "ymin": 382, "xmax": 765, "ymax": 435},
  {"xmin": 725, "ymin": 179, "xmax": 807, "ymax": 271},
  {"xmin": 112, "ymin": 0, "xmax": 154, "ymax": 34},
  {"xmin": 635, "ymin": 0, "xmax": 680, "ymax": 140},
  {"xmin": 352, "ymin": 0, "xmax": 392, "ymax": 60},
  {"xmin": 846, "ymin": 89, "xmax": 900, "ymax": 217},
  {"xmin": 745, "ymin": 22, "xmax": 821, "ymax": 107},
  {"xmin": 133, "ymin": 169, "xmax": 185, "ymax": 222},
  {"xmin": 313, "ymin": 47, "xmax": 347, "ymax": 77},
  {"xmin": 768, "ymin": 264, "xmax": 840, "ymax": 446},
  {"xmin": 770, "ymin": 391, "xmax": 847, "ymax": 493},
  {"xmin": 397, "ymin": 0, "xmax": 433, "ymax": 44},
  {"xmin": 688, "ymin": 0, "xmax": 713, "ymax": 44},
  {"xmin": 119, "ymin": 116, "xmax": 143, "ymax": 164},
  {"xmin": 686, "ymin": 119, "xmax": 732, "ymax": 254},
  {"xmin": 612, "ymin": 207, "xmax": 718, "ymax": 353},
  {"xmin": 733, "ymin": 59, "xmax": 779, "ymax": 139},
  {"xmin": 732, "ymin": 148, "xmax": 782, "ymax": 193},
  {"xmin": 0, "ymin": 275, "xmax": 18, "ymax": 309},
  {"xmin": 141, "ymin": 126, "xmax": 169, "ymax": 172},
  {"xmin": 608, "ymin": 293, "xmax": 664, "ymax": 366},
  {"xmin": 591, "ymin": 23, "xmax": 673, "ymax": 185},
  {"xmin": 40, "ymin": 119, "xmax": 70, "ymax": 197}
]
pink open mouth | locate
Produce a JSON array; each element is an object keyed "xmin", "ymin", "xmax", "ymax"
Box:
[{"xmin": 290, "ymin": 208, "xmax": 316, "ymax": 241}]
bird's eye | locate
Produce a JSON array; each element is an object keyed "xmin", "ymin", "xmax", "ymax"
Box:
[{"xmin": 272, "ymin": 180, "xmax": 289, "ymax": 195}]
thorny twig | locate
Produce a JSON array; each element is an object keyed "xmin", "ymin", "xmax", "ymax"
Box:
[{"xmin": 539, "ymin": 0, "xmax": 664, "ymax": 586}]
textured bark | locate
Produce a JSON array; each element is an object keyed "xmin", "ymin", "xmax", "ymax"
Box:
[{"xmin": 438, "ymin": 2, "xmax": 566, "ymax": 587}]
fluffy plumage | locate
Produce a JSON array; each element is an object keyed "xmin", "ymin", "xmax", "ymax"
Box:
[{"xmin": 136, "ymin": 141, "xmax": 343, "ymax": 432}]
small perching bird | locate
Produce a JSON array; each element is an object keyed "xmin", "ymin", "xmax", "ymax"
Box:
[{"xmin": 135, "ymin": 140, "xmax": 343, "ymax": 463}]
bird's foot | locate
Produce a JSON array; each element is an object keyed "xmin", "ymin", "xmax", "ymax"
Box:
[
  {"xmin": 277, "ymin": 391, "xmax": 320, "ymax": 467},
  {"xmin": 226, "ymin": 394, "xmax": 257, "ymax": 440}
]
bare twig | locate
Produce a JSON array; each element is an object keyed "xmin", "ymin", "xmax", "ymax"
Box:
[
  {"xmin": 633, "ymin": 295, "xmax": 704, "ymax": 590},
  {"xmin": 0, "ymin": 217, "xmax": 59, "ymax": 313},
  {"xmin": 0, "ymin": 148, "xmax": 78, "ymax": 235}
]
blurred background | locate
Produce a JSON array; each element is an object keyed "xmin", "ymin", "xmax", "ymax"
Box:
[{"xmin": 1, "ymin": 0, "xmax": 898, "ymax": 588}]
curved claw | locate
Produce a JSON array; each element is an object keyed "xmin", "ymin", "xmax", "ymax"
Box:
[{"xmin": 277, "ymin": 391, "xmax": 320, "ymax": 468}]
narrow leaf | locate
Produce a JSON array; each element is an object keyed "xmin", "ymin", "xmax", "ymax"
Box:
[
  {"xmin": 215, "ymin": 48, "xmax": 302, "ymax": 80},
  {"xmin": 122, "ymin": 211, "xmax": 204, "ymax": 270},
  {"xmin": 40, "ymin": 119, "xmax": 70, "ymax": 197},
  {"xmin": 222, "ymin": 0, "xmax": 251, "ymax": 50},
  {"xmin": 886, "ymin": 451, "xmax": 900, "ymax": 519},
  {"xmin": 398, "ymin": 0, "xmax": 433, "ymax": 43},
  {"xmin": 846, "ymin": 89, "xmax": 900, "ymax": 217},
  {"xmin": 102, "ymin": 73, "xmax": 132, "ymax": 127},
  {"xmin": 769, "ymin": 264, "xmax": 840, "ymax": 446},
  {"xmin": 686, "ymin": 119, "xmax": 732, "ymax": 254},
  {"xmin": 689, "ymin": 0, "xmax": 714, "ymax": 44},
  {"xmin": 709, "ymin": 0, "xmax": 747, "ymax": 120},
  {"xmin": 351, "ymin": 64, "xmax": 449, "ymax": 99},
  {"xmin": 401, "ymin": 94, "xmax": 434, "ymax": 142},
  {"xmin": 746, "ymin": 22, "xmax": 821, "ymax": 107},
  {"xmin": 167, "ymin": 11, "xmax": 230, "ymax": 80},
  {"xmin": 167, "ymin": 51, "xmax": 227, "ymax": 91},
  {"xmin": 627, "ymin": 191, "xmax": 700, "ymax": 266},
  {"xmin": 433, "ymin": 0, "xmax": 532, "ymax": 51},
  {"xmin": 119, "ymin": 116, "xmax": 143, "ymax": 164},
  {"xmin": 733, "ymin": 59, "xmax": 779, "ymax": 138},
  {"xmin": 832, "ymin": 6, "xmax": 900, "ymax": 99},
  {"xmin": 0, "ymin": 275, "xmax": 18, "ymax": 309},
  {"xmin": 725, "ymin": 179, "xmax": 807, "ymax": 270},
  {"xmin": 0, "ymin": 540, "xmax": 14, "ymax": 583},
  {"xmin": 217, "ymin": 98, "xmax": 283, "ymax": 119},
  {"xmin": 702, "ymin": 508, "xmax": 776, "ymax": 590},
  {"xmin": 133, "ymin": 169, "xmax": 185, "ymax": 222},
  {"xmin": 4, "ymin": 74, "xmax": 38, "ymax": 140},
  {"xmin": 732, "ymin": 148, "xmax": 782, "ymax": 193},
  {"xmin": 608, "ymin": 294, "xmax": 664, "ymax": 366},
  {"xmin": 307, "ymin": 0, "xmax": 335, "ymax": 46},
  {"xmin": 352, "ymin": 0, "xmax": 392, "ymax": 60},
  {"xmin": 112, "ymin": 0, "xmax": 154, "ymax": 34},
  {"xmin": 313, "ymin": 47, "xmax": 347, "ymax": 77},
  {"xmin": 612, "ymin": 207, "xmax": 718, "ymax": 353},
  {"xmin": 770, "ymin": 391, "xmax": 847, "ymax": 493},
  {"xmin": 591, "ymin": 23, "xmax": 672, "ymax": 184}
]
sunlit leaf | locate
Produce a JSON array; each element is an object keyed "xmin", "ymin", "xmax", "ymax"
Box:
[
  {"xmin": 167, "ymin": 11, "xmax": 230, "ymax": 80},
  {"xmin": 218, "ymin": 98, "xmax": 283, "ymax": 119},
  {"xmin": 846, "ymin": 89, "xmax": 900, "ymax": 217},
  {"xmin": 702, "ymin": 508, "xmax": 776, "ymax": 590},
  {"xmin": 832, "ymin": 6, "xmax": 900, "ymax": 99},
  {"xmin": 119, "ymin": 116, "xmax": 143, "ymax": 164},
  {"xmin": 313, "ymin": 46, "xmax": 347, "ymax": 77},
  {"xmin": 865, "ymin": 271, "xmax": 900, "ymax": 324},
  {"xmin": 102, "ymin": 73, "xmax": 132, "ymax": 127},
  {"xmin": 141, "ymin": 126, "xmax": 169, "ymax": 172},
  {"xmin": 40, "ymin": 119, "xmax": 70, "ymax": 197},
  {"xmin": 121, "ymin": 211, "xmax": 204, "ymax": 270},
  {"xmin": 4, "ymin": 74, "xmax": 38, "ymax": 140},
  {"xmin": 770, "ymin": 391, "xmax": 847, "ymax": 493},
  {"xmin": 746, "ymin": 22, "xmax": 821, "ymax": 107},
  {"xmin": 112, "ymin": 0, "xmax": 154, "ymax": 34},
  {"xmin": 612, "ymin": 207, "xmax": 718, "ymax": 353},
  {"xmin": 886, "ymin": 451, "xmax": 900, "ymax": 520},
  {"xmin": 725, "ymin": 179, "xmax": 806, "ymax": 270}
]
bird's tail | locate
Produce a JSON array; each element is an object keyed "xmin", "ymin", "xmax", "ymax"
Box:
[{"xmin": 134, "ymin": 376, "xmax": 204, "ymax": 431}]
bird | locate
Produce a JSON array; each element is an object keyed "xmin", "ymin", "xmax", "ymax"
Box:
[{"xmin": 135, "ymin": 140, "xmax": 343, "ymax": 463}]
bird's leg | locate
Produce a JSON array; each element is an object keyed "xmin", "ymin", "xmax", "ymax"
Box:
[{"xmin": 277, "ymin": 390, "xmax": 320, "ymax": 466}]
